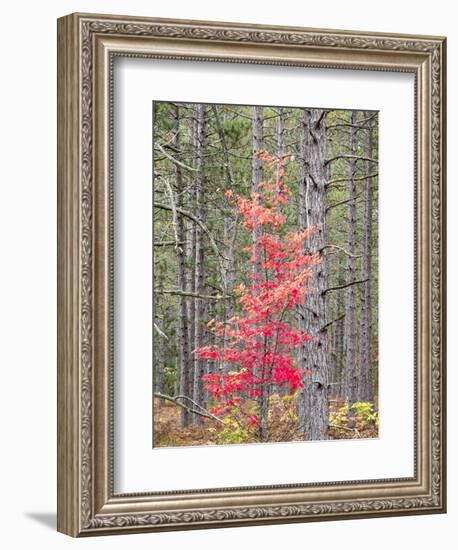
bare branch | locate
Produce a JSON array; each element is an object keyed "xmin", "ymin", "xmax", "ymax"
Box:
[
  {"xmin": 320, "ymin": 313, "xmax": 345, "ymax": 333},
  {"xmin": 154, "ymin": 240, "xmax": 187, "ymax": 247},
  {"xmin": 329, "ymin": 423, "xmax": 362, "ymax": 437},
  {"xmin": 331, "ymin": 113, "xmax": 377, "ymax": 127},
  {"xmin": 154, "ymin": 288, "xmax": 233, "ymax": 301},
  {"xmin": 327, "ymin": 173, "xmax": 378, "ymax": 187},
  {"xmin": 323, "ymin": 278, "xmax": 369, "ymax": 295},
  {"xmin": 326, "ymin": 192, "xmax": 362, "ymax": 212},
  {"xmin": 327, "ymin": 123, "xmax": 370, "ymax": 131},
  {"xmin": 224, "ymin": 106, "xmax": 254, "ymax": 120},
  {"xmin": 321, "ymin": 244, "xmax": 362, "ymax": 258},
  {"xmin": 154, "ymin": 393, "xmax": 224, "ymax": 424},
  {"xmin": 315, "ymin": 109, "xmax": 327, "ymax": 129},
  {"xmin": 325, "ymin": 154, "xmax": 378, "ymax": 166},
  {"xmin": 154, "ymin": 323, "xmax": 169, "ymax": 341},
  {"xmin": 154, "ymin": 201, "xmax": 229, "ymax": 289},
  {"xmin": 154, "ymin": 142, "xmax": 198, "ymax": 172}
]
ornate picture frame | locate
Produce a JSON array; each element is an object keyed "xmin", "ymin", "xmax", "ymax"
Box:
[{"xmin": 57, "ymin": 12, "xmax": 446, "ymax": 536}]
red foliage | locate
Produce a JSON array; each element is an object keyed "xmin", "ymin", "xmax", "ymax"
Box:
[{"xmin": 195, "ymin": 152, "xmax": 319, "ymax": 422}]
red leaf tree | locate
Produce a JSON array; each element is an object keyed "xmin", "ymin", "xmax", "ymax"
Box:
[{"xmin": 195, "ymin": 152, "xmax": 319, "ymax": 438}]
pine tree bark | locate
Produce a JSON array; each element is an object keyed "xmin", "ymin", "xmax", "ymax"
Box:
[
  {"xmin": 173, "ymin": 105, "xmax": 192, "ymax": 427},
  {"xmin": 335, "ymin": 257, "xmax": 345, "ymax": 399},
  {"xmin": 192, "ymin": 104, "xmax": 207, "ymax": 422},
  {"xmin": 185, "ymin": 114, "xmax": 199, "ymax": 413},
  {"xmin": 251, "ymin": 105, "xmax": 264, "ymax": 287},
  {"xmin": 156, "ymin": 320, "xmax": 166, "ymax": 407},
  {"xmin": 252, "ymin": 105, "xmax": 263, "ymax": 192},
  {"xmin": 186, "ymin": 218, "xmax": 196, "ymax": 404},
  {"xmin": 213, "ymin": 106, "xmax": 237, "ymax": 376},
  {"xmin": 359, "ymin": 113, "xmax": 375, "ymax": 402},
  {"xmin": 343, "ymin": 111, "xmax": 359, "ymax": 405},
  {"xmin": 298, "ymin": 109, "xmax": 330, "ymax": 441},
  {"xmin": 276, "ymin": 108, "xmax": 286, "ymax": 200},
  {"xmin": 252, "ymin": 106, "xmax": 269, "ymax": 441}
]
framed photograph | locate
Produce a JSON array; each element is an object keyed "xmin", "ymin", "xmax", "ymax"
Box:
[{"xmin": 57, "ymin": 12, "xmax": 446, "ymax": 536}]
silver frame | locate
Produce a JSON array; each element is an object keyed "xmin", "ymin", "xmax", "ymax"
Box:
[{"xmin": 57, "ymin": 12, "xmax": 446, "ymax": 536}]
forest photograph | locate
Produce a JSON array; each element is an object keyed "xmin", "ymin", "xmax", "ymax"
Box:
[{"xmin": 152, "ymin": 101, "xmax": 379, "ymax": 448}]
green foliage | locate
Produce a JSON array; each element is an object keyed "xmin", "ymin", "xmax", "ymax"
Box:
[
  {"xmin": 211, "ymin": 393, "xmax": 302, "ymax": 444},
  {"xmin": 212, "ymin": 416, "xmax": 256, "ymax": 445},
  {"xmin": 209, "ymin": 400, "xmax": 259, "ymax": 444},
  {"xmin": 329, "ymin": 401, "xmax": 378, "ymax": 434},
  {"xmin": 351, "ymin": 401, "xmax": 379, "ymax": 428},
  {"xmin": 329, "ymin": 402, "xmax": 350, "ymax": 432},
  {"xmin": 267, "ymin": 393, "xmax": 302, "ymax": 442},
  {"xmin": 163, "ymin": 365, "xmax": 178, "ymax": 397}
]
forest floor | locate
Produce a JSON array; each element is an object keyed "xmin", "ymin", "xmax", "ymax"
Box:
[
  {"xmin": 153, "ymin": 398, "xmax": 378, "ymax": 448},
  {"xmin": 153, "ymin": 399, "xmax": 220, "ymax": 447}
]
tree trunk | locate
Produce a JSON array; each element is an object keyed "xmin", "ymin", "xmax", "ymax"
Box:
[
  {"xmin": 252, "ymin": 105, "xmax": 263, "ymax": 192},
  {"xmin": 192, "ymin": 104, "xmax": 206, "ymax": 422},
  {"xmin": 358, "ymin": 113, "xmax": 375, "ymax": 402},
  {"xmin": 343, "ymin": 111, "xmax": 359, "ymax": 405},
  {"xmin": 335, "ymin": 257, "xmax": 345, "ymax": 400},
  {"xmin": 156, "ymin": 320, "xmax": 166, "ymax": 407},
  {"xmin": 251, "ymin": 106, "xmax": 269, "ymax": 441},
  {"xmin": 276, "ymin": 107, "xmax": 286, "ymax": 196},
  {"xmin": 186, "ymin": 218, "xmax": 196, "ymax": 404},
  {"xmin": 252, "ymin": 105, "xmax": 263, "ymax": 263},
  {"xmin": 213, "ymin": 106, "xmax": 236, "ymax": 376},
  {"xmin": 298, "ymin": 109, "xmax": 330, "ymax": 441},
  {"xmin": 173, "ymin": 105, "xmax": 192, "ymax": 427}
]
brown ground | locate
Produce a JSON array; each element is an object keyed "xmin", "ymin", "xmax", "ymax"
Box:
[
  {"xmin": 153, "ymin": 399, "xmax": 220, "ymax": 447},
  {"xmin": 153, "ymin": 398, "xmax": 378, "ymax": 448}
]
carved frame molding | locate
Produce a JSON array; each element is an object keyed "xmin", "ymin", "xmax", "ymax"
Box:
[{"xmin": 57, "ymin": 13, "xmax": 446, "ymax": 536}]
